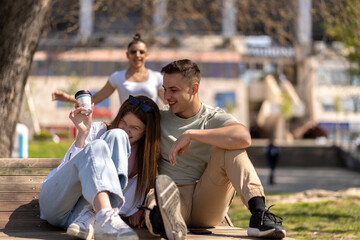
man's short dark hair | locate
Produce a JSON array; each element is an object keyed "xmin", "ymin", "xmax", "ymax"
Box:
[{"xmin": 161, "ymin": 59, "xmax": 201, "ymax": 85}]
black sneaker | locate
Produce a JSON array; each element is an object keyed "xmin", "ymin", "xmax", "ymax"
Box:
[
  {"xmin": 154, "ymin": 175, "xmax": 187, "ymax": 240},
  {"xmin": 247, "ymin": 205, "xmax": 286, "ymax": 239}
]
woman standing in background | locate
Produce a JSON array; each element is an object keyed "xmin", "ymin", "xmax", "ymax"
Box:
[{"xmin": 52, "ymin": 33, "xmax": 165, "ymax": 106}]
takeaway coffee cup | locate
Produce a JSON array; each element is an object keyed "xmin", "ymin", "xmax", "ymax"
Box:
[{"xmin": 75, "ymin": 90, "xmax": 92, "ymax": 115}]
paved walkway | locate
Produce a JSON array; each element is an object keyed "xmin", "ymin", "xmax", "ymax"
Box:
[{"xmin": 256, "ymin": 167, "xmax": 360, "ymax": 193}]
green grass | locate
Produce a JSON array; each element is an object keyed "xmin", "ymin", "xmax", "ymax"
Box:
[
  {"xmin": 228, "ymin": 195, "xmax": 360, "ymax": 239},
  {"xmin": 29, "ymin": 140, "xmax": 73, "ymax": 158}
]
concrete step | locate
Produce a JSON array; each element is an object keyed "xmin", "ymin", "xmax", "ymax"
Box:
[{"xmin": 247, "ymin": 145, "xmax": 344, "ymax": 167}]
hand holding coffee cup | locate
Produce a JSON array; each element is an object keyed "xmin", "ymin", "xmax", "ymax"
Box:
[{"xmin": 75, "ymin": 90, "xmax": 92, "ymax": 115}]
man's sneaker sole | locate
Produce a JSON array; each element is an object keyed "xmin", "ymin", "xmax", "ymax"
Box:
[
  {"xmin": 247, "ymin": 227, "xmax": 286, "ymax": 239},
  {"xmin": 155, "ymin": 175, "xmax": 187, "ymax": 240},
  {"xmin": 66, "ymin": 223, "xmax": 94, "ymax": 240}
]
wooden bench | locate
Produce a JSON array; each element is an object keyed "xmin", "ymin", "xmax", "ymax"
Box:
[{"xmin": 0, "ymin": 158, "xmax": 293, "ymax": 239}]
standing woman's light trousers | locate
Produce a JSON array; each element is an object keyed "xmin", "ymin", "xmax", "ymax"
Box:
[{"xmin": 39, "ymin": 129, "xmax": 130, "ymax": 229}]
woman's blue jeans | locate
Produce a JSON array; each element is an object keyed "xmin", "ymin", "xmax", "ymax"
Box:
[{"xmin": 39, "ymin": 129, "xmax": 130, "ymax": 229}]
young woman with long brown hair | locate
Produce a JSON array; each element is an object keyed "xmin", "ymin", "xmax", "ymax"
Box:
[{"xmin": 39, "ymin": 95, "xmax": 160, "ymax": 240}]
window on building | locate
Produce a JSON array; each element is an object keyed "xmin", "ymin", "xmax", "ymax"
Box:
[
  {"xmin": 332, "ymin": 70, "xmax": 351, "ymax": 85},
  {"xmin": 317, "ymin": 68, "xmax": 332, "ymax": 85},
  {"xmin": 317, "ymin": 68, "xmax": 353, "ymax": 85},
  {"xmin": 215, "ymin": 92, "xmax": 236, "ymax": 113},
  {"xmin": 342, "ymin": 97, "xmax": 355, "ymax": 113},
  {"xmin": 352, "ymin": 75, "xmax": 360, "ymax": 86},
  {"xmin": 321, "ymin": 96, "xmax": 335, "ymax": 112},
  {"xmin": 321, "ymin": 96, "xmax": 360, "ymax": 113},
  {"xmin": 354, "ymin": 98, "xmax": 360, "ymax": 112}
]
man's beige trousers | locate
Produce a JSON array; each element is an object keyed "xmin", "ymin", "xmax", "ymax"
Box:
[{"xmin": 146, "ymin": 148, "xmax": 265, "ymax": 228}]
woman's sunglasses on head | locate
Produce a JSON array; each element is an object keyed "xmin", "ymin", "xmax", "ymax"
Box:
[{"xmin": 129, "ymin": 95, "xmax": 153, "ymax": 112}]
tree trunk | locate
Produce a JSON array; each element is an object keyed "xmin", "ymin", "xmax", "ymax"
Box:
[{"xmin": 0, "ymin": 0, "xmax": 51, "ymax": 157}]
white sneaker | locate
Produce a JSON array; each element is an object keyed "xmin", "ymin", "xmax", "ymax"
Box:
[
  {"xmin": 66, "ymin": 205, "xmax": 95, "ymax": 240},
  {"xmin": 94, "ymin": 208, "xmax": 138, "ymax": 240}
]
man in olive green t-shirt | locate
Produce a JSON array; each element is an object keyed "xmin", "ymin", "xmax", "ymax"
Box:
[{"xmin": 144, "ymin": 59, "xmax": 286, "ymax": 240}]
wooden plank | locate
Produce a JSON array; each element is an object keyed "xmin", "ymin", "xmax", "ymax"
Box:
[
  {"xmin": 0, "ymin": 176, "xmax": 46, "ymax": 184},
  {"xmin": 0, "ymin": 220, "xmax": 58, "ymax": 231},
  {"xmin": 0, "ymin": 230, "xmax": 80, "ymax": 240},
  {"xmin": 0, "ymin": 158, "xmax": 61, "ymax": 168},
  {"xmin": 0, "ymin": 211, "xmax": 40, "ymax": 221},
  {"xmin": 0, "ymin": 226, "xmax": 296, "ymax": 239},
  {"xmin": 0, "ymin": 184, "xmax": 41, "ymax": 192},
  {"xmin": 0, "ymin": 168, "xmax": 53, "ymax": 176},
  {"xmin": 0, "ymin": 200, "xmax": 39, "ymax": 212},
  {"xmin": 0, "ymin": 192, "xmax": 39, "ymax": 201}
]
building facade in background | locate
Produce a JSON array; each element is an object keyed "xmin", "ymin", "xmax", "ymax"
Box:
[{"xmin": 22, "ymin": 0, "xmax": 360, "ymax": 144}]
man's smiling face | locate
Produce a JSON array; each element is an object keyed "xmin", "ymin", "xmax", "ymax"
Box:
[{"xmin": 163, "ymin": 73, "xmax": 198, "ymax": 119}]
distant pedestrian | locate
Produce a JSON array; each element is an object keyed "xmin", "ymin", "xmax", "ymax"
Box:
[{"xmin": 265, "ymin": 138, "xmax": 279, "ymax": 185}]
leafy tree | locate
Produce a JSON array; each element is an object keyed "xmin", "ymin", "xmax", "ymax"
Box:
[{"xmin": 322, "ymin": 0, "xmax": 360, "ymax": 75}]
